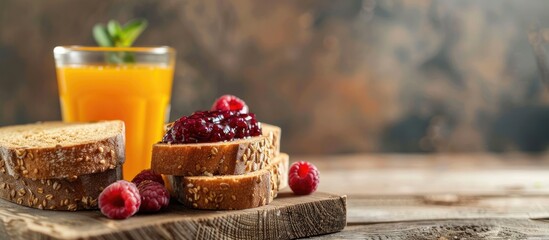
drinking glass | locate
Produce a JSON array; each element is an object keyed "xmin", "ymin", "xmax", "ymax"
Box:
[{"xmin": 54, "ymin": 46, "xmax": 175, "ymax": 180}]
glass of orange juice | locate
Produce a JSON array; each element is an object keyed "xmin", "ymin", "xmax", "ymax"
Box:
[{"xmin": 53, "ymin": 46, "xmax": 175, "ymax": 180}]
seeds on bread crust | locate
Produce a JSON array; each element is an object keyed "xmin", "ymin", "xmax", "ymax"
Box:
[
  {"xmin": 0, "ymin": 165, "xmax": 121, "ymax": 211},
  {"xmin": 168, "ymin": 154, "xmax": 288, "ymax": 210},
  {"xmin": 208, "ymin": 147, "xmax": 219, "ymax": 159},
  {"xmin": 151, "ymin": 124, "xmax": 280, "ymax": 177},
  {"xmin": 53, "ymin": 182, "xmax": 60, "ymax": 190},
  {"xmin": 0, "ymin": 121, "xmax": 125, "ymax": 179},
  {"xmin": 15, "ymin": 149, "xmax": 26, "ymax": 159}
]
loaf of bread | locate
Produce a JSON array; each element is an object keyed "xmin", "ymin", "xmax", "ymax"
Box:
[
  {"xmin": 0, "ymin": 165, "xmax": 121, "ymax": 211},
  {"xmin": 0, "ymin": 121, "xmax": 126, "ymax": 211},
  {"xmin": 167, "ymin": 153, "xmax": 289, "ymax": 210},
  {"xmin": 152, "ymin": 124, "xmax": 280, "ymax": 176},
  {"xmin": 0, "ymin": 121, "xmax": 125, "ymax": 179}
]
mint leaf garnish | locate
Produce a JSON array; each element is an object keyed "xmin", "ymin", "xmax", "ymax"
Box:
[{"xmin": 92, "ymin": 19, "xmax": 148, "ymax": 63}]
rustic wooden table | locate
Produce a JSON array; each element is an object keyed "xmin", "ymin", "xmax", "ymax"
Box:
[
  {"xmin": 304, "ymin": 154, "xmax": 549, "ymax": 239},
  {"xmin": 3, "ymin": 154, "xmax": 549, "ymax": 239}
]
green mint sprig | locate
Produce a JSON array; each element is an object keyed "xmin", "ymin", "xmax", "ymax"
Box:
[{"xmin": 92, "ymin": 19, "xmax": 148, "ymax": 63}]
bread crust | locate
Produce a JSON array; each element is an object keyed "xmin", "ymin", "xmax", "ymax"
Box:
[
  {"xmin": 168, "ymin": 153, "xmax": 289, "ymax": 210},
  {"xmin": 0, "ymin": 165, "xmax": 122, "ymax": 211},
  {"xmin": 151, "ymin": 124, "xmax": 280, "ymax": 176},
  {"xmin": 0, "ymin": 121, "xmax": 125, "ymax": 179}
]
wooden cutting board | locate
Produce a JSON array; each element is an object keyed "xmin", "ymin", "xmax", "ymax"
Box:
[{"xmin": 0, "ymin": 191, "xmax": 346, "ymax": 240}]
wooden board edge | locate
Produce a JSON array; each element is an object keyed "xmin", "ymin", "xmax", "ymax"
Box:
[
  {"xmin": 84, "ymin": 193, "xmax": 347, "ymax": 240},
  {"xmin": 0, "ymin": 193, "xmax": 347, "ymax": 240}
]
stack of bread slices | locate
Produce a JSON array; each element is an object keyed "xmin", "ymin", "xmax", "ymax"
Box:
[
  {"xmin": 151, "ymin": 124, "xmax": 288, "ymax": 210},
  {"xmin": 0, "ymin": 121, "xmax": 125, "ymax": 211}
]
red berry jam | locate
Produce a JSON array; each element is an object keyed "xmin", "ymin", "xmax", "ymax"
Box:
[{"xmin": 162, "ymin": 110, "xmax": 262, "ymax": 144}]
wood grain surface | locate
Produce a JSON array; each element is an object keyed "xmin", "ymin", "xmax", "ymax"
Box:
[
  {"xmin": 316, "ymin": 219, "xmax": 549, "ymax": 239},
  {"xmin": 302, "ymin": 154, "xmax": 549, "ymax": 239},
  {"xmin": 3, "ymin": 154, "xmax": 549, "ymax": 239},
  {"xmin": 0, "ymin": 191, "xmax": 346, "ymax": 240}
]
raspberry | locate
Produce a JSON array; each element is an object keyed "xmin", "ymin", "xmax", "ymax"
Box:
[
  {"xmin": 137, "ymin": 180, "xmax": 170, "ymax": 212},
  {"xmin": 132, "ymin": 169, "xmax": 165, "ymax": 186},
  {"xmin": 98, "ymin": 180, "xmax": 141, "ymax": 219},
  {"xmin": 162, "ymin": 110, "xmax": 262, "ymax": 144},
  {"xmin": 288, "ymin": 161, "xmax": 320, "ymax": 195},
  {"xmin": 211, "ymin": 95, "xmax": 249, "ymax": 114}
]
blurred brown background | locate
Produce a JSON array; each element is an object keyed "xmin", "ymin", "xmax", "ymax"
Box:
[{"xmin": 1, "ymin": 0, "xmax": 549, "ymax": 154}]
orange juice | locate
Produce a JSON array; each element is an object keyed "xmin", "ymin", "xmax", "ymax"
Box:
[{"xmin": 56, "ymin": 64, "xmax": 173, "ymax": 180}]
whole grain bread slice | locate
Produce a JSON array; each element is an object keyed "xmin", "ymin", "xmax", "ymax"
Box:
[
  {"xmin": 167, "ymin": 153, "xmax": 289, "ymax": 210},
  {"xmin": 0, "ymin": 165, "xmax": 122, "ymax": 211},
  {"xmin": 0, "ymin": 121, "xmax": 125, "ymax": 179},
  {"xmin": 152, "ymin": 124, "xmax": 281, "ymax": 176}
]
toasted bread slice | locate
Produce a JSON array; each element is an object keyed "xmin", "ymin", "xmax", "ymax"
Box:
[
  {"xmin": 168, "ymin": 153, "xmax": 289, "ymax": 210},
  {"xmin": 0, "ymin": 121, "xmax": 125, "ymax": 179},
  {"xmin": 151, "ymin": 124, "xmax": 280, "ymax": 176},
  {"xmin": 0, "ymin": 165, "xmax": 122, "ymax": 211}
]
